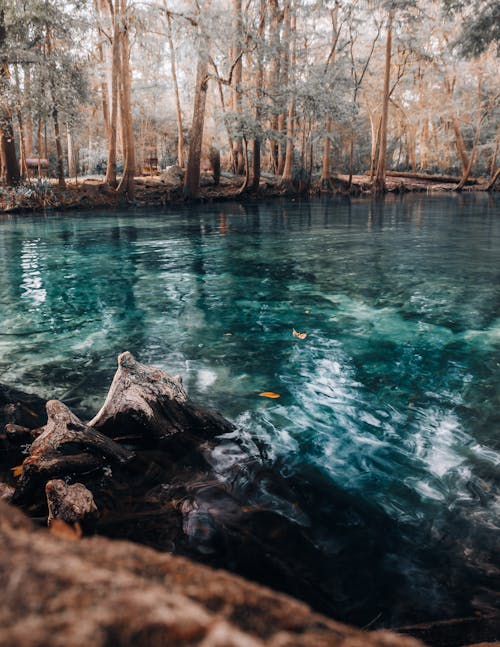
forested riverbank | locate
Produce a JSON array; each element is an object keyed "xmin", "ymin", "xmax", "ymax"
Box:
[
  {"xmin": 0, "ymin": 169, "xmax": 496, "ymax": 215},
  {"xmin": 0, "ymin": 1, "xmax": 498, "ymax": 202}
]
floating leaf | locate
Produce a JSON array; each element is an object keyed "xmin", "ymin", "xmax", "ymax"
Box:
[
  {"xmin": 292, "ymin": 328, "xmax": 307, "ymax": 340},
  {"xmin": 11, "ymin": 465, "xmax": 23, "ymax": 477},
  {"xmin": 259, "ymin": 392, "xmax": 281, "ymax": 399}
]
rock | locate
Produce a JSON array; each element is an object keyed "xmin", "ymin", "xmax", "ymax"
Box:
[{"xmin": 0, "ymin": 500, "xmax": 424, "ymax": 647}]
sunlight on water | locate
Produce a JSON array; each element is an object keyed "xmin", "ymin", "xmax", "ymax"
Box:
[{"xmin": 0, "ymin": 194, "xmax": 499, "ymax": 624}]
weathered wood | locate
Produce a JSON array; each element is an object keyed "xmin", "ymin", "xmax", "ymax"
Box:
[
  {"xmin": 13, "ymin": 400, "xmax": 134, "ymax": 502},
  {"xmin": 368, "ymin": 170, "xmax": 478, "ymax": 185},
  {"xmin": 89, "ymin": 351, "xmax": 234, "ymax": 444},
  {"xmin": 45, "ymin": 479, "xmax": 98, "ymax": 527},
  {"xmin": 30, "ymin": 400, "xmax": 134, "ymax": 463}
]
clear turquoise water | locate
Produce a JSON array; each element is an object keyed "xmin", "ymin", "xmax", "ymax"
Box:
[{"xmin": 1, "ymin": 195, "xmax": 499, "ymax": 625}]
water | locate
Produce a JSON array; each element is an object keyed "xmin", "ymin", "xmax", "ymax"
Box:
[{"xmin": 1, "ymin": 194, "xmax": 499, "ymax": 627}]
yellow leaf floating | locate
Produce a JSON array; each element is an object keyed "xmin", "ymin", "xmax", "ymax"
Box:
[
  {"xmin": 11, "ymin": 465, "xmax": 24, "ymax": 477},
  {"xmin": 259, "ymin": 392, "xmax": 281, "ymax": 399},
  {"xmin": 292, "ymin": 328, "xmax": 307, "ymax": 340}
]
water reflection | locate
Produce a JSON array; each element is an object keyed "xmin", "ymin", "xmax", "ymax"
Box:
[{"xmin": 0, "ymin": 194, "xmax": 499, "ymax": 625}]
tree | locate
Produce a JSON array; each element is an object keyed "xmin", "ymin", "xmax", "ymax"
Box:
[
  {"xmin": 0, "ymin": 4, "xmax": 20, "ymax": 185},
  {"xmin": 184, "ymin": 1, "xmax": 212, "ymax": 199}
]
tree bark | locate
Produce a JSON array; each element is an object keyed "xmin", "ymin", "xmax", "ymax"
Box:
[
  {"xmin": 105, "ymin": 0, "xmax": 120, "ymax": 187},
  {"xmin": 45, "ymin": 28, "xmax": 66, "ymax": 189},
  {"xmin": 67, "ymin": 127, "xmax": 76, "ymax": 179},
  {"xmin": 165, "ymin": 8, "xmax": 185, "ymax": 168},
  {"xmin": 231, "ymin": 0, "xmax": 244, "ymax": 175},
  {"xmin": 281, "ymin": 4, "xmax": 295, "ymax": 186},
  {"xmin": 116, "ymin": 0, "xmax": 136, "ymax": 200},
  {"xmin": 321, "ymin": 116, "xmax": 332, "ymax": 186},
  {"xmin": 374, "ymin": 10, "xmax": 393, "ymax": 193},
  {"xmin": 267, "ymin": 0, "xmax": 281, "ymax": 174},
  {"xmin": 0, "ymin": 7, "xmax": 20, "ymax": 185},
  {"xmin": 52, "ymin": 105, "xmax": 66, "ymax": 188},
  {"xmin": 184, "ymin": 6, "xmax": 211, "ymax": 200}
]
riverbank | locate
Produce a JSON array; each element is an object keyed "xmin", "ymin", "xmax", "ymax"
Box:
[{"xmin": 0, "ymin": 170, "xmax": 496, "ymax": 215}]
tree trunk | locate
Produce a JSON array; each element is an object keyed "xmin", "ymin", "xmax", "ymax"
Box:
[
  {"xmin": 281, "ymin": 98, "xmax": 295, "ymax": 186},
  {"xmin": 0, "ymin": 7, "xmax": 20, "ymax": 186},
  {"xmin": 451, "ymin": 116, "xmax": 469, "ymax": 174},
  {"xmin": 52, "ymin": 106, "xmax": 66, "ymax": 188},
  {"xmin": 280, "ymin": 4, "xmax": 295, "ymax": 186},
  {"xmin": 46, "ymin": 28, "xmax": 66, "ymax": 188},
  {"xmin": 184, "ymin": 4, "xmax": 211, "ymax": 200},
  {"xmin": 184, "ymin": 58, "xmax": 209, "ymax": 199},
  {"xmin": 486, "ymin": 167, "xmax": 500, "ymax": 191},
  {"xmin": 37, "ymin": 120, "xmax": 43, "ymax": 178},
  {"xmin": 116, "ymin": 0, "xmax": 136, "ymax": 200},
  {"xmin": 105, "ymin": 0, "xmax": 120, "ymax": 187},
  {"xmin": 165, "ymin": 9, "xmax": 184, "ymax": 168},
  {"xmin": 94, "ymin": 0, "xmax": 110, "ymax": 139},
  {"xmin": 374, "ymin": 11, "xmax": 393, "ymax": 193},
  {"xmin": 251, "ymin": 0, "xmax": 266, "ymax": 191},
  {"xmin": 24, "ymin": 66, "xmax": 33, "ymax": 157},
  {"xmin": 321, "ymin": 116, "xmax": 332, "ymax": 186},
  {"xmin": 231, "ymin": 0, "xmax": 244, "ymax": 175},
  {"xmin": 267, "ymin": 0, "xmax": 281, "ymax": 174},
  {"xmin": 67, "ymin": 127, "xmax": 76, "ymax": 179},
  {"xmin": 455, "ymin": 71, "xmax": 483, "ymax": 191}
]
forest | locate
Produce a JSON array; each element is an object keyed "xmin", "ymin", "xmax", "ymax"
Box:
[{"xmin": 0, "ymin": 0, "xmax": 498, "ymax": 202}]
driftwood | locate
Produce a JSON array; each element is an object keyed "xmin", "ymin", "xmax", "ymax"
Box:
[
  {"xmin": 46, "ymin": 479, "xmax": 98, "ymax": 527},
  {"xmin": 89, "ymin": 351, "xmax": 233, "ymax": 447},
  {"xmin": 13, "ymin": 400, "xmax": 134, "ymax": 503},
  {"xmin": 369, "ymin": 170, "xmax": 478, "ymax": 185}
]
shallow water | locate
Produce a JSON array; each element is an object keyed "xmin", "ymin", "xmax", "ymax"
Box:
[{"xmin": 1, "ymin": 194, "xmax": 499, "ymax": 626}]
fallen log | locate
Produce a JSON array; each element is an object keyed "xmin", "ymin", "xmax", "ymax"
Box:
[{"xmin": 365, "ymin": 170, "xmax": 478, "ymax": 185}]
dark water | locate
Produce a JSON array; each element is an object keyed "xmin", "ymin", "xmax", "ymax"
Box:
[{"xmin": 1, "ymin": 195, "xmax": 499, "ymax": 627}]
